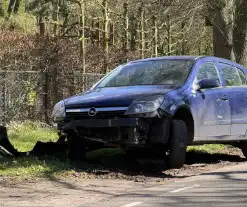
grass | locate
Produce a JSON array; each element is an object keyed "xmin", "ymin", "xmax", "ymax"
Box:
[
  {"xmin": 0, "ymin": 122, "xmax": 71, "ymax": 178},
  {"xmin": 8, "ymin": 121, "xmax": 58, "ymax": 152},
  {"xmin": 187, "ymin": 144, "xmax": 227, "ymax": 154},
  {"xmin": 0, "ymin": 121, "xmax": 231, "ymax": 179}
]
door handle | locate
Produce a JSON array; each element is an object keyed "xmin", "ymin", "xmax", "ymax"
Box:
[{"xmin": 221, "ymin": 96, "xmax": 228, "ymax": 101}]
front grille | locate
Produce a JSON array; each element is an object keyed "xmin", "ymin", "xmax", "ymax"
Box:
[{"xmin": 66, "ymin": 110, "xmax": 126, "ymax": 120}]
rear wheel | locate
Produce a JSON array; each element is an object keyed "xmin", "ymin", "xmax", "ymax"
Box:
[{"xmin": 167, "ymin": 119, "xmax": 187, "ymax": 169}]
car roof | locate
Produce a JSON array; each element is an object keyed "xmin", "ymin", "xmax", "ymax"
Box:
[
  {"xmin": 128, "ymin": 56, "xmax": 247, "ymax": 70},
  {"xmin": 129, "ymin": 56, "xmax": 200, "ymax": 64}
]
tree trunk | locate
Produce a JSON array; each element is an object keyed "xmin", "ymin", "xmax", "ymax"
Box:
[
  {"xmin": 103, "ymin": 0, "xmax": 109, "ymax": 73},
  {"xmin": 233, "ymin": 0, "xmax": 247, "ymax": 66},
  {"xmin": 78, "ymin": 0, "xmax": 86, "ymax": 90},
  {"xmin": 130, "ymin": 14, "xmax": 137, "ymax": 51},
  {"xmin": 207, "ymin": 0, "xmax": 235, "ymax": 61},
  {"xmin": 139, "ymin": 5, "xmax": 144, "ymax": 59},
  {"xmin": 7, "ymin": 0, "xmax": 15, "ymax": 14},
  {"xmin": 0, "ymin": 0, "xmax": 4, "ymax": 17},
  {"xmin": 13, "ymin": 0, "xmax": 21, "ymax": 13}
]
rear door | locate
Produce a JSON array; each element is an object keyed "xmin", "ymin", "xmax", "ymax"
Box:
[{"xmin": 219, "ymin": 63, "xmax": 247, "ymax": 136}]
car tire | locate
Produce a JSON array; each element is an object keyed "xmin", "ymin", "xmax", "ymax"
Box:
[
  {"xmin": 167, "ymin": 119, "xmax": 187, "ymax": 169},
  {"xmin": 67, "ymin": 134, "xmax": 86, "ymax": 161},
  {"xmin": 240, "ymin": 141, "xmax": 247, "ymax": 158}
]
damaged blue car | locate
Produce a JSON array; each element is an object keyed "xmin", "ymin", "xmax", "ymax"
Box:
[{"xmin": 52, "ymin": 56, "xmax": 247, "ymax": 168}]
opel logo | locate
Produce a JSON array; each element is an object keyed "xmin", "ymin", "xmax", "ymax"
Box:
[{"xmin": 88, "ymin": 108, "xmax": 97, "ymax": 116}]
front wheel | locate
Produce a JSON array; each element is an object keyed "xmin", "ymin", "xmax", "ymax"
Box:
[{"xmin": 167, "ymin": 119, "xmax": 187, "ymax": 169}]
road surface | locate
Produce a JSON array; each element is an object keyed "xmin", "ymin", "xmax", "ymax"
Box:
[{"xmin": 86, "ymin": 162, "xmax": 247, "ymax": 207}]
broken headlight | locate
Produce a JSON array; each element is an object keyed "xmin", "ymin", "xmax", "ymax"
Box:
[
  {"xmin": 52, "ymin": 100, "xmax": 65, "ymax": 122},
  {"xmin": 125, "ymin": 95, "xmax": 164, "ymax": 115}
]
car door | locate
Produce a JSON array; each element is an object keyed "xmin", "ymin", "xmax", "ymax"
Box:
[
  {"xmin": 219, "ymin": 63, "xmax": 247, "ymax": 136},
  {"xmin": 194, "ymin": 62, "xmax": 231, "ymax": 138}
]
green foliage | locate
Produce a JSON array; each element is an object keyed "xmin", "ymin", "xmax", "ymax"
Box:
[
  {"xmin": 8, "ymin": 121, "xmax": 58, "ymax": 152},
  {"xmin": 0, "ymin": 0, "xmax": 36, "ymax": 33},
  {"xmin": 187, "ymin": 144, "xmax": 226, "ymax": 154}
]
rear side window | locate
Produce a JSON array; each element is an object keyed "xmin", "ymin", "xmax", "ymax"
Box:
[
  {"xmin": 196, "ymin": 62, "xmax": 220, "ymax": 82},
  {"xmin": 221, "ymin": 64, "xmax": 242, "ymax": 86},
  {"xmin": 237, "ymin": 68, "xmax": 247, "ymax": 85}
]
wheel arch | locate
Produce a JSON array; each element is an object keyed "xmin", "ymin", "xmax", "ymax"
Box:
[{"xmin": 172, "ymin": 105, "xmax": 195, "ymax": 144}]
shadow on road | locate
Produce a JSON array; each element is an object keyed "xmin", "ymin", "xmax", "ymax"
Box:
[{"xmin": 64, "ymin": 149, "xmax": 246, "ymax": 178}]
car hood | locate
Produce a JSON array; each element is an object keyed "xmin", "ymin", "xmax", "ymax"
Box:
[{"xmin": 65, "ymin": 85, "xmax": 175, "ymax": 109}]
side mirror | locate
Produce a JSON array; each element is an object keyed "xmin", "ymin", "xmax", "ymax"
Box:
[{"xmin": 197, "ymin": 78, "xmax": 220, "ymax": 90}]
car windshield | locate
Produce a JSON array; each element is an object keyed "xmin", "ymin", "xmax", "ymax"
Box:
[{"xmin": 96, "ymin": 59, "xmax": 194, "ymax": 88}]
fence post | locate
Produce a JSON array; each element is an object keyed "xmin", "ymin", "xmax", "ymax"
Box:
[
  {"xmin": 0, "ymin": 71, "xmax": 6, "ymax": 125},
  {"xmin": 103, "ymin": 0, "xmax": 109, "ymax": 73},
  {"xmin": 39, "ymin": 16, "xmax": 45, "ymax": 36},
  {"xmin": 44, "ymin": 68, "xmax": 49, "ymax": 124},
  {"xmin": 51, "ymin": 39, "xmax": 60, "ymax": 105}
]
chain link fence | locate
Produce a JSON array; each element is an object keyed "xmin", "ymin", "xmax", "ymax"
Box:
[{"xmin": 0, "ymin": 71, "xmax": 104, "ymax": 124}]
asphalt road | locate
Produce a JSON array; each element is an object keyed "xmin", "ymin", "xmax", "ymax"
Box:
[{"xmin": 86, "ymin": 162, "xmax": 247, "ymax": 207}]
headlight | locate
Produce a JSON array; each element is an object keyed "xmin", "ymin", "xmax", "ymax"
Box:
[
  {"xmin": 52, "ymin": 101, "xmax": 65, "ymax": 122},
  {"xmin": 125, "ymin": 95, "xmax": 164, "ymax": 115}
]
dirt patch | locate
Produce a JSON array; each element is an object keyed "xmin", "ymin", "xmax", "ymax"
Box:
[{"xmin": 0, "ymin": 147, "xmax": 246, "ymax": 206}]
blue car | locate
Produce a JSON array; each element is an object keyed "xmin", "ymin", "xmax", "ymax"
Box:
[{"xmin": 52, "ymin": 56, "xmax": 247, "ymax": 168}]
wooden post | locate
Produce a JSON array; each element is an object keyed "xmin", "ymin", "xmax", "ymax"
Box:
[
  {"xmin": 103, "ymin": 0, "xmax": 109, "ymax": 73},
  {"xmin": 152, "ymin": 15, "xmax": 158, "ymax": 57},
  {"xmin": 39, "ymin": 16, "xmax": 45, "ymax": 36},
  {"xmin": 0, "ymin": 71, "xmax": 6, "ymax": 124}
]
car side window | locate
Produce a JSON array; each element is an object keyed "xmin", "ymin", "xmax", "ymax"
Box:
[
  {"xmin": 237, "ymin": 68, "xmax": 246, "ymax": 85},
  {"xmin": 221, "ymin": 64, "xmax": 242, "ymax": 86},
  {"xmin": 196, "ymin": 62, "xmax": 220, "ymax": 82}
]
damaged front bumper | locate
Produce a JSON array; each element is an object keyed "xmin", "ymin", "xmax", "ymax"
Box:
[{"xmin": 57, "ymin": 115, "xmax": 170, "ymax": 147}]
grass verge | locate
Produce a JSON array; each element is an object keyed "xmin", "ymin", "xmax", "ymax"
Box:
[
  {"xmin": 0, "ymin": 122, "xmax": 71, "ymax": 178},
  {"xmin": 0, "ymin": 122, "xmax": 236, "ymax": 179}
]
